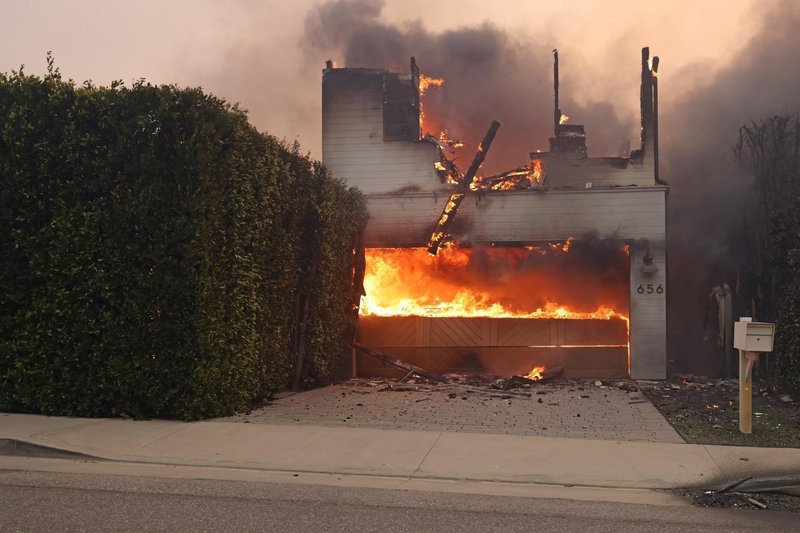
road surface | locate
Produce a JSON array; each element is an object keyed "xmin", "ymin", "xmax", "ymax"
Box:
[{"xmin": 0, "ymin": 466, "xmax": 794, "ymax": 532}]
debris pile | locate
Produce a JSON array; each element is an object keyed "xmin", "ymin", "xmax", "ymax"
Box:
[{"xmin": 354, "ymin": 342, "xmax": 564, "ymax": 394}]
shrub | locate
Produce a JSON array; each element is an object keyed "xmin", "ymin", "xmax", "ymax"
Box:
[{"xmin": 0, "ymin": 63, "xmax": 365, "ymax": 418}]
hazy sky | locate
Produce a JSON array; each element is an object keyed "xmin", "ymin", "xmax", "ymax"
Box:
[{"xmin": 1, "ymin": 0, "xmax": 760, "ymax": 159}]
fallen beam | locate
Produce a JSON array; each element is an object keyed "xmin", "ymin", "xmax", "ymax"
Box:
[
  {"xmin": 539, "ymin": 366, "xmax": 564, "ymax": 382},
  {"xmin": 493, "ymin": 375, "xmax": 536, "ymax": 390},
  {"xmin": 426, "ymin": 120, "xmax": 501, "ymax": 255},
  {"xmin": 510, "ymin": 366, "xmax": 563, "ymax": 385},
  {"xmin": 353, "ymin": 343, "xmax": 450, "ymax": 384},
  {"xmin": 471, "ymin": 165, "xmax": 532, "ymax": 191}
]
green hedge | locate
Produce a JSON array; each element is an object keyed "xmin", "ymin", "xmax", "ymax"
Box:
[
  {"xmin": 768, "ymin": 202, "xmax": 800, "ymax": 392},
  {"xmin": 735, "ymin": 115, "xmax": 800, "ymax": 392},
  {"xmin": 775, "ymin": 247, "xmax": 800, "ymax": 391},
  {"xmin": 0, "ymin": 64, "xmax": 366, "ymax": 419}
]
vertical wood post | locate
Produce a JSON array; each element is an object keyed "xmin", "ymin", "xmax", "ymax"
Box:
[{"xmin": 739, "ymin": 349, "xmax": 753, "ymax": 433}]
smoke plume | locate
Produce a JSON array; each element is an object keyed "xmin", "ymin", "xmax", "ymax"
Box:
[
  {"xmin": 660, "ymin": 0, "xmax": 800, "ymax": 374},
  {"xmin": 303, "ymin": 0, "xmax": 632, "ymax": 173}
]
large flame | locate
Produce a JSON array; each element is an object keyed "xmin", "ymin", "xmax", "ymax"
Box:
[
  {"xmin": 419, "ymin": 73, "xmax": 444, "ymax": 134},
  {"xmin": 530, "ymin": 158, "xmax": 545, "ymax": 186},
  {"xmin": 419, "ymin": 74, "xmax": 445, "ymax": 94},
  {"xmin": 468, "ymin": 158, "xmax": 547, "ymax": 192},
  {"xmin": 360, "ymin": 246, "xmax": 630, "ymax": 322}
]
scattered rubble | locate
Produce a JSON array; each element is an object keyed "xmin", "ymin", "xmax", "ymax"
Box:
[
  {"xmin": 679, "ymin": 489, "xmax": 800, "ymax": 513},
  {"xmin": 385, "ymin": 382, "xmax": 533, "ymax": 399},
  {"xmin": 353, "ymin": 344, "xmax": 449, "ymax": 383}
]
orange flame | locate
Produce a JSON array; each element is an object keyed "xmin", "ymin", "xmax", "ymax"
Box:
[
  {"xmin": 524, "ymin": 366, "xmax": 545, "ymax": 380},
  {"xmin": 438, "ymin": 130, "xmax": 464, "ymax": 149},
  {"xmin": 559, "ymin": 114, "xmax": 570, "ymax": 124},
  {"xmin": 360, "ymin": 247, "xmax": 630, "ymax": 323},
  {"xmin": 419, "ymin": 73, "xmax": 444, "ymax": 135},
  {"xmin": 419, "ymin": 74, "xmax": 444, "ymax": 94},
  {"xmin": 530, "ymin": 158, "xmax": 545, "ymax": 186}
]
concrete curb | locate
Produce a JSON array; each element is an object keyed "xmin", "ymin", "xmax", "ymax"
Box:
[{"xmin": 0, "ymin": 438, "xmax": 104, "ymax": 461}]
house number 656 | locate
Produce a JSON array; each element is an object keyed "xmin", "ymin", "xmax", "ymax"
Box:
[{"xmin": 637, "ymin": 284, "xmax": 663, "ymax": 295}]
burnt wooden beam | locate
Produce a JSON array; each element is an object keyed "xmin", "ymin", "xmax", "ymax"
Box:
[
  {"xmin": 353, "ymin": 343, "xmax": 450, "ymax": 383},
  {"xmin": 426, "ymin": 120, "xmax": 501, "ymax": 255},
  {"xmin": 539, "ymin": 366, "xmax": 564, "ymax": 382},
  {"xmin": 472, "ymin": 165, "xmax": 532, "ymax": 190},
  {"xmin": 509, "ymin": 366, "xmax": 563, "ymax": 385}
]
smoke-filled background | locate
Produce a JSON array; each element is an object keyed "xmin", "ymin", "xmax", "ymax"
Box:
[
  {"xmin": 2, "ymin": 0, "xmax": 799, "ymax": 375},
  {"xmin": 304, "ymin": 0, "xmax": 635, "ymax": 171}
]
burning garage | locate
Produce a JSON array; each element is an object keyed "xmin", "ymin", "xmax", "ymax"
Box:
[{"xmin": 323, "ymin": 48, "xmax": 668, "ymax": 380}]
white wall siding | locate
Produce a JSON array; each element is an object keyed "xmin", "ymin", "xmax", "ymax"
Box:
[
  {"xmin": 538, "ymin": 155, "xmax": 656, "ymax": 189},
  {"xmin": 361, "ymin": 188, "xmax": 668, "ymax": 246},
  {"xmin": 322, "ymin": 75, "xmax": 442, "ymax": 195}
]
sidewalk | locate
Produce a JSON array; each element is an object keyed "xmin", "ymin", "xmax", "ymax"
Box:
[{"xmin": 2, "ymin": 412, "xmax": 799, "ymax": 491}]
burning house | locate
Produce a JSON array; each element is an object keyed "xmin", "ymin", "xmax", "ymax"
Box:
[{"xmin": 323, "ymin": 48, "xmax": 668, "ymax": 380}]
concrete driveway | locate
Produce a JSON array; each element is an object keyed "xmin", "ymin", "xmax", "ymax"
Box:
[{"xmin": 228, "ymin": 378, "xmax": 684, "ymax": 444}]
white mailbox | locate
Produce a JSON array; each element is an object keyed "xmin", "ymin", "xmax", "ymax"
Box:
[{"xmin": 733, "ymin": 321, "xmax": 775, "ymax": 352}]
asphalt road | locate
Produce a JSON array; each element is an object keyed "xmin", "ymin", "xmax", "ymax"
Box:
[{"xmin": 0, "ymin": 469, "xmax": 796, "ymax": 532}]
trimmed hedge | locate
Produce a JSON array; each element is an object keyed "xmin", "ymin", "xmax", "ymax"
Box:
[{"xmin": 0, "ymin": 64, "xmax": 366, "ymax": 419}]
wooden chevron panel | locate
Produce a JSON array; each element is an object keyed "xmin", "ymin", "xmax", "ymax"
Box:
[
  {"xmin": 429, "ymin": 318, "xmax": 488, "ymax": 347},
  {"xmin": 562, "ymin": 319, "xmax": 628, "ymax": 345},
  {"xmin": 357, "ymin": 316, "xmax": 419, "ymax": 347},
  {"xmin": 495, "ymin": 319, "xmax": 554, "ymax": 346},
  {"xmin": 358, "ymin": 317, "xmax": 629, "ymax": 348}
]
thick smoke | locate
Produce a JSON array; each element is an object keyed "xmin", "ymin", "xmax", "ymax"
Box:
[
  {"xmin": 661, "ymin": 1, "xmax": 800, "ymax": 375},
  {"xmin": 303, "ymin": 0, "xmax": 632, "ymax": 173}
]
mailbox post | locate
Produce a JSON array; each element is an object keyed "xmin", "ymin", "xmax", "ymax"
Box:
[{"xmin": 733, "ymin": 319, "xmax": 776, "ymax": 433}]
